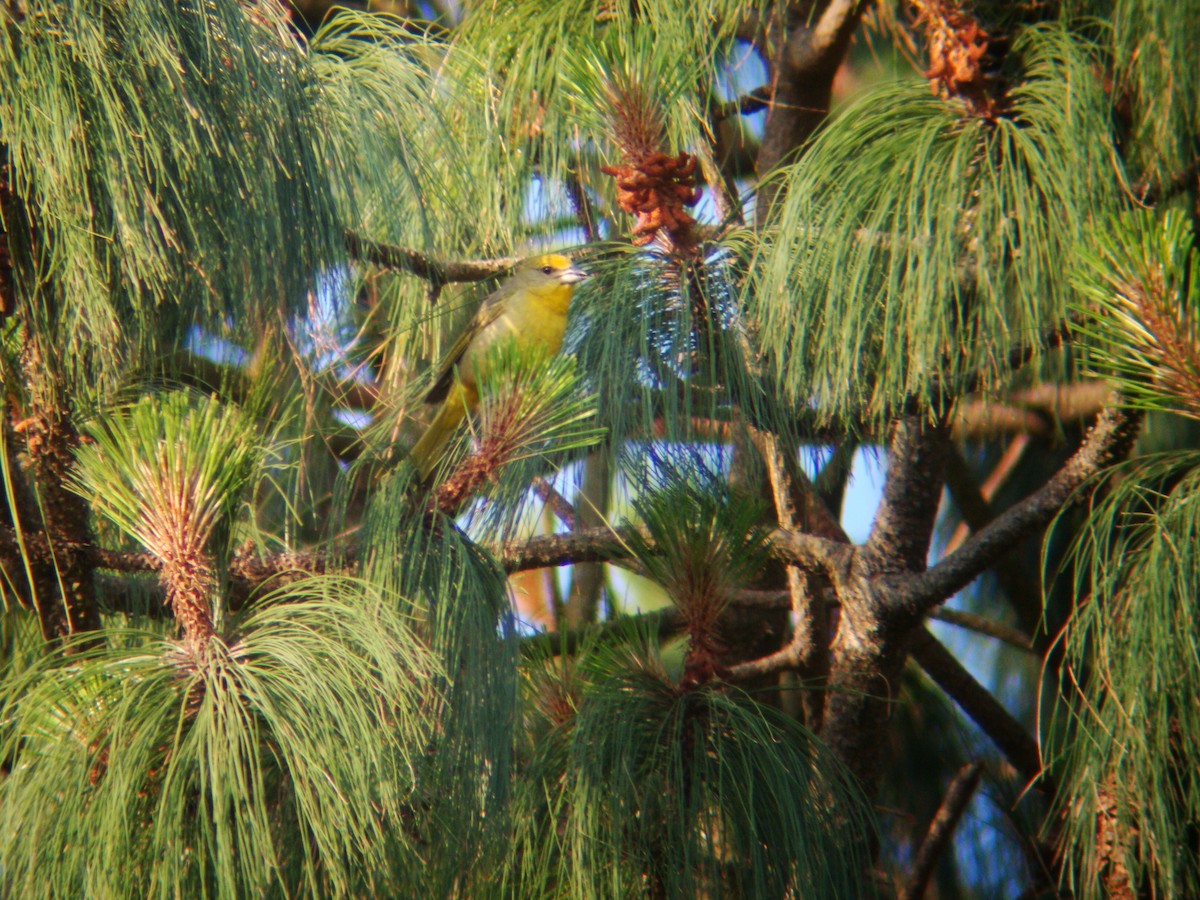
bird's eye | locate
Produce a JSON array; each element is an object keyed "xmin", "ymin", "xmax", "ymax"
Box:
[{"xmin": 541, "ymin": 265, "xmax": 554, "ymax": 275}]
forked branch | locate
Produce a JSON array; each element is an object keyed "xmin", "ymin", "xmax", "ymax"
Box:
[{"xmin": 880, "ymin": 407, "xmax": 1142, "ymax": 625}]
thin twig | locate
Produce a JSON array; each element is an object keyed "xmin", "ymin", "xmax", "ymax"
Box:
[
  {"xmin": 711, "ymin": 85, "xmax": 772, "ymax": 122},
  {"xmin": 931, "ymin": 608, "xmax": 1034, "ymax": 652},
  {"xmin": 897, "ymin": 761, "xmax": 985, "ymax": 900}
]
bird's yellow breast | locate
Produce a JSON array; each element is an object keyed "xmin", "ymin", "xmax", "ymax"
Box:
[{"xmin": 461, "ymin": 280, "xmax": 574, "ymax": 378}]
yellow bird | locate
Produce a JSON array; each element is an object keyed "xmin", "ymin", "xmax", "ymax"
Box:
[{"xmin": 409, "ymin": 253, "xmax": 588, "ymax": 480}]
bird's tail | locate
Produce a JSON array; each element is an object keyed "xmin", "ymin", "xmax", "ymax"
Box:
[{"xmin": 409, "ymin": 382, "xmax": 471, "ymax": 481}]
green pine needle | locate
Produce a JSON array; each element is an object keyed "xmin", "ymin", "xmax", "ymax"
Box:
[
  {"xmin": 0, "ymin": 576, "xmax": 441, "ymax": 897},
  {"xmin": 70, "ymin": 391, "xmax": 260, "ymax": 566},
  {"xmin": 746, "ymin": 24, "xmax": 1116, "ymax": 431}
]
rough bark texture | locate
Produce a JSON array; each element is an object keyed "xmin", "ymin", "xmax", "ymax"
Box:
[
  {"xmin": 162, "ymin": 554, "xmax": 217, "ymax": 655},
  {"xmin": 2, "ymin": 171, "xmax": 101, "ymax": 638},
  {"xmin": 15, "ymin": 375, "xmax": 103, "ymax": 638},
  {"xmin": 862, "ymin": 419, "xmax": 949, "ymax": 578},
  {"xmin": 1094, "ymin": 779, "xmax": 1139, "ymax": 900},
  {"xmin": 820, "ymin": 621, "xmax": 914, "ymax": 794},
  {"xmin": 754, "ymin": 0, "xmax": 868, "ymax": 224},
  {"xmin": 813, "ymin": 420, "xmax": 949, "ymax": 791}
]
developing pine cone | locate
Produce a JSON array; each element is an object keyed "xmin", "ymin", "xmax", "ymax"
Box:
[{"xmin": 602, "ymin": 151, "xmax": 703, "ymax": 250}]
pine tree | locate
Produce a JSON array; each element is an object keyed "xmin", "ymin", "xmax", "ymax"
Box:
[{"xmin": 2, "ymin": 0, "xmax": 1199, "ymax": 895}]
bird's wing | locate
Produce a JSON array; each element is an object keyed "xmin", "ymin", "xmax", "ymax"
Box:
[{"xmin": 423, "ymin": 292, "xmax": 508, "ymax": 404}]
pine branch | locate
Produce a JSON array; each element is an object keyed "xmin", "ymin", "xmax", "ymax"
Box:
[
  {"xmin": 725, "ymin": 640, "xmax": 804, "ymax": 681},
  {"xmin": 931, "ymin": 607, "xmax": 1033, "ymax": 652},
  {"xmin": 814, "ymin": 439, "xmax": 857, "ymax": 522},
  {"xmin": 756, "ymin": 432, "xmax": 813, "ymax": 608},
  {"xmin": 343, "ymin": 230, "xmax": 522, "ymax": 286},
  {"xmin": 752, "ymin": 428, "xmax": 830, "ymax": 724},
  {"xmin": 941, "ymin": 440, "xmax": 1045, "ymax": 632},
  {"xmin": 910, "ymin": 628, "xmax": 1045, "ymax": 785},
  {"xmin": 880, "ymin": 407, "xmax": 1142, "ymax": 625},
  {"xmin": 896, "ymin": 761, "xmax": 985, "ymax": 900},
  {"xmin": 789, "ymin": 0, "xmax": 871, "ymax": 73},
  {"xmin": 6, "ymin": 503, "xmax": 855, "ymax": 618},
  {"xmin": 952, "ymin": 381, "xmax": 1114, "ymax": 440},
  {"xmin": 531, "ymin": 476, "xmax": 576, "ymax": 529},
  {"xmin": 862, "ymin": 418, "xmax": 950, "ymax": 577},
  {"xmin": 729, "ymin": 587, "xmax": 1033, "ymax": 650},
  {"xmin": 501, "ymin": 527, "xmax": 632, "ymax": 571},
  {"xmin": 502, "ymin": 524, "xmax": 850, "ymax": 575},
  {"xmin": 756, "ymin": 0, "xmax": 869, "ymax": 222},
  {"xmin": 942, "ymin": 438, "xmax": 1028, "ymax": 557}
]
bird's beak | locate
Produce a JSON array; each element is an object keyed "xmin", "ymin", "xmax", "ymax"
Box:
[{"xmin": 559, "ymin": 266, "xmax": 589, "ymax": 285}]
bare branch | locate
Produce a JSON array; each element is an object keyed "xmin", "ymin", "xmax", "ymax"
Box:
[
  {"xmin": 751, "ymin": 428, "xmax": 832, "ymax": 722},
  {"xmin": 897, "ymin": 761, "xmax": 985, "ymax": 900},
  {"xmin": 941, "ymin": 441, "xmax": 1044, "ymax": 631},
  {"xmin": 756, "ymin": 1, "xmax": 869, "ymax": 223},
  {"xmin": 944, "ymin": 435, "xmax": 1030, "ymax": 556},
  {"xmin": 932, "ymin": 608, "xmax": 1033, "ymax": 652},
  {"xmin": 881, "ymin": 407, "xmax": 1142, "ymax": 624},
  {"xmin": 726, "ymin": 640, "xmax": 802, "ymax": 681},
  {"xmin": 910, "ymin": 629, "xmax": 1044, "ymax": 785},
  {"xmin": 531, "ymin": 476, "xmax": 576, "ymax": 530},
  {"xmin": 789, "ymin": 0, "xmax": 870, "ymax": 73},
  {"xmin": 501, "ymin": 526, "xmax": 633, "ymax": 572},
  {"xmin": 503, "ymin": 523, "xmax": 850, "ymax": 575},
  {"xmin": 952, "ymin": 380, "xmax": 1114, "ymax": 441},
  {"xmin": 756, "ymin": 433, "xmax": 811, "ymax": 612},
  {"xmin": 730, "ymin": 586, "xmax": 1034, "ymax": 653},
  {"xmin": 767, "ymin": 527, "xmax": 855, "ymax": 575},
  {"xmin": 344, "ymin": 230, "xmax": 522, "ymax": 285}
]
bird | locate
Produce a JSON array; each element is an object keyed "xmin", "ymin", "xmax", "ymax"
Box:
[{"xmin": 408, "ymin": 253, "xmax": 588, "ymax": 480}]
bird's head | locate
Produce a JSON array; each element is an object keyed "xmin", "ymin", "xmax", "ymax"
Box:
[{"xmin": 521, "ymin": 253, "xmax": 588, "ymax": 287}]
